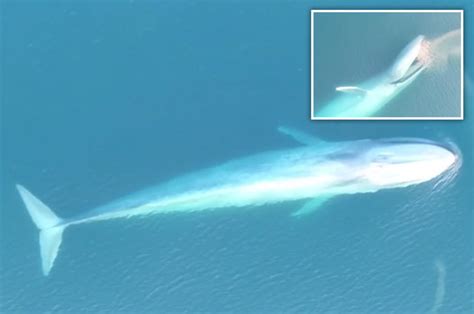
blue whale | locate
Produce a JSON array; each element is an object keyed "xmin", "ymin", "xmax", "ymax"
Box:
[
  {"xmin": 316, "ymin": 35, "xmax": 427, "ymax": 118},
  {"xmin": 17, "ymin": 127, "xmax": 458, "ymax": 275}
]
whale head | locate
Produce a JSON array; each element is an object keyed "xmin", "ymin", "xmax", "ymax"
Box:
[
  {"xmin": 389, "ymin": 35, "xmax": 426, "ymax": 84},
  {"xmin": 362, "ymin": 138, "xmax": 459, "ymax": 188}
]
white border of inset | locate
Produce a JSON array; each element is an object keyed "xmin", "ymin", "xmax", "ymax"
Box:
[{"xmin": 310, "ymin": 9, "xmax": 464, "ymax": 120}]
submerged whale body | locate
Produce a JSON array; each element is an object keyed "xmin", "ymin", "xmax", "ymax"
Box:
[{"xmin": 17, "ymin": 127, "xmax": 459, "ymax": 275}]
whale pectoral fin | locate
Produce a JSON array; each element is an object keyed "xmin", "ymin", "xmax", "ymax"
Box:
[
  {"xmin": 291, "ymin": 195, "xmax": 333, "ymax": 217},
  {"xmin": 335, "ymin": 86, "xmax": 368, "ymax": 97},
  {"xmin": 278, "ymin": 126, "xmax": 325, "ymax": 146}
]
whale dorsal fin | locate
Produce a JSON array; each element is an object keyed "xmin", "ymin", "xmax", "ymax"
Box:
[
  {"xmin": 335, "ymin": 86, "xmax": 368, "ymax": 96},
  {"xmin": 278, "ymin": 126, "xmax": 325, "ymax": 146}
]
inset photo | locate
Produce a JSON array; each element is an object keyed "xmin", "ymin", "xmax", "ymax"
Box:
[{"xmin": 311, "ymin": 10, "xmax": 463, "ymax": 120}]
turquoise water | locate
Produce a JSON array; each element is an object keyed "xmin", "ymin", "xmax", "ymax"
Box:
[{"xmin": 1, "ymin": 1, "xmax": 472, "ymax": 312}]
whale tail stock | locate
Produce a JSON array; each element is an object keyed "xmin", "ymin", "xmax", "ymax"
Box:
[{"xmin": 16, "ymin": 184, "xmax": 67, "ymax": 276}]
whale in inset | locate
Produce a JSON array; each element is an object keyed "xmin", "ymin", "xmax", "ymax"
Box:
[{"xmin": 316, "ymin": 35, "xmax": 427, "ymax": 118}]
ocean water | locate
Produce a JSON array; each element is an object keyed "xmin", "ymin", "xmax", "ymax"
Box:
[{"xmin": 1, "ymin": 1, "xmax": 473, "ymax": 313}]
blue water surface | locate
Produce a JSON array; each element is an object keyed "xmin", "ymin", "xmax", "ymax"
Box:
[{"xmin": 1, "ymin": 0, "xmax": 473, "ymax": 312}]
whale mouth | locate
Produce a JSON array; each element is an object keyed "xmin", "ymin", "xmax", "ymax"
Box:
[
  {"xmin": 390, "ymin": 61, "xmax": 425, "ymax": 85},
  {"xmin": 389, "ymin": 35, "xmax": 427, "ymax": 85}
]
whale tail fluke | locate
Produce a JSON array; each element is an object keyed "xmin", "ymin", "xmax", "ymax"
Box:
[{"xmin": 16, "ymin": 184, "xmax": 66, "ymax": 276}]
